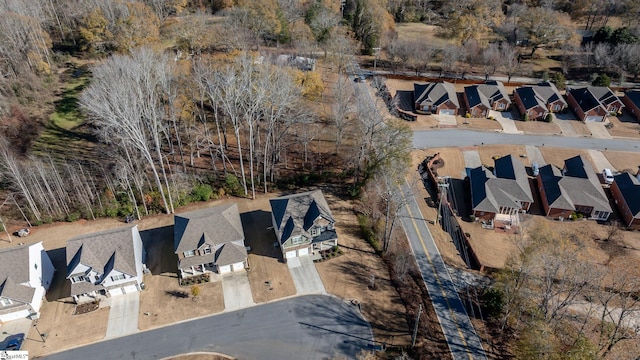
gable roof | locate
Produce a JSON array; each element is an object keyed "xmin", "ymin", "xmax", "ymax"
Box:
[
  {"xmin": 270, "ymin": 190, "xmax": 334, "ymax": 244},
  {"xmin": 568, "ymin": 87, "xmax": 607, "ymax": 112},
  {"xmin": 589, "ymin": 86, "xmax": 622, "ymax": 107},
  {"xmin": 516, "ymin": 82, "xmax": 566, "ymax": 110},
  {"xmin": 215, "ymin": 243, "xmax": 248, "ymax": 266},
  {"xmin": 66, "ymin": 226, "xmax": 139, "ymax": 278},
  {"xmin": 174, "ymin": 203, "xmax": 244, "ymax": 254},
  {"xmin": 414, "ymin": 82, "xmax": 459, "ymax": 108},
  {"xmin": 465, "ymin": 81, "xmax": 511, "ymax": 109},
  {"xmin": 539, "ymin": 155, "xmax": 612, "ymax": 213},
  {"xmin": 613, "ymin": 172, "xmax": 640, "ymax": 220},
  {"xmin": 624, "ymin": 90, "xmax": 640, "ymax": 108},
  {"xmin": 470, "ymin": 155, "xmax": 533, "ymax": 213},
  {"xmin": 0, "ymin": 245, "xmax": 35, "ymax": 303}
]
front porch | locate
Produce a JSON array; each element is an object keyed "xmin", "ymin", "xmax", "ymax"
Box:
[{"xmin": 179, "ymin": 262, "xmax": 217, "ymax": 278}]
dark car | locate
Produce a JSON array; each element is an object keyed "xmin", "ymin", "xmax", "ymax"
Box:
[{"xmin": 3, "ymin": 337, "xmax": 22, "ymax": 351}]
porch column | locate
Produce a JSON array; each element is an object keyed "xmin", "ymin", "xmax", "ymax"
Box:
[{"xmin": 190, "ymin": 266, "xmax": 194, "ymax": 274}]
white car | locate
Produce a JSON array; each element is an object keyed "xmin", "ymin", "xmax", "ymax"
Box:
[{"xmin": 602, "ymin": 168, "xmax": 614, "ymax": 185}]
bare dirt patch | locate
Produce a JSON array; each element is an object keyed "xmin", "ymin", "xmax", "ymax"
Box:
[
  {"xmin": 456, "ymin": 117, "xmax": 502, "ymax": 131},
  {"xmin": 476, "ymin": 145, "xmax": 529, "ymax": 168},
  {"xmin": 608, "ymin": 114, "xmax": 640, "ymax": 139},
  {"xmin": 603, "ymin": 151, "xmax": 640, "ymax": 173},
  {"xmin": 138, "ymin": 275, "xmax": 224, "ymax": 331},
  {"xmin": 414, "ymin": 148, "xmax": 466, "ymax": 179},
  {"xmin": 458, "ymin": 217, "xmax": 522, "ymax": 270},
  {"xmin": 538, "ymin": 147, "xmax": 592, "ymax": 169},
  {"xmin": 316, "ymin": 195, "xmax": 412, "ymax": 347},
  {"xmin": 514, "ymin": 120, "xmax": 562, "ymax": 134},
  {"xmin": 23, "ymin": 300, "xmax": 109, "ymax": 358}
]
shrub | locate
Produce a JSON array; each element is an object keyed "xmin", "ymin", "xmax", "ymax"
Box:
[
  {"xmin": 544, "ymin": 113, "xmax": 553, "ymax": 123},
  {"xmin": 224, "ymin": 174, "xmax": 244, "ymax": 197},
  {"xmin": 191, "ymin": 183, "xmax": 213, "ymax": 202},
  {"xmin": 592, "ymin": 73, "xmax": 611, "ymax": 87},
  {"xmin": 482, "ymin": 288, "xmax": 504, "ymax": 318},
  {"xmin": 523, "ymin": 113, "xmax": 529, "ymax": 122},
  {"xmin": 65, "ymin": 212, "xmax": 81, "ymax": 222},
  {"xmin": 465, "ymin": 113, "xmax": 471, "ymax": 118},
  {"xmin": 550, "ymin": 72, "xmax": 566, "ymax": 90}
]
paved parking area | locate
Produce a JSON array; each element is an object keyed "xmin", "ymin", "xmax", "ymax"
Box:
[
  {"xmin": 588, "ymin": 149, "xmax": 616, "ymax": 172},
  {"xmin": 287, "ymin": 256, "xmax": 326, "ymax": 295},
  {"xmin": 222, "ymin": 271, "xmax": 255, "ymax": 311},
  {"xmin": 586, "ymin": 122, "xmax": 613, "ymax": 139},
  {"xmin": 105, "ymin": 292, "xmax": 140, "ymax": 338},
  {"xmin": 491, "ymin": 110, "xmax": 522, "ymax": 134},
  {"xmin": 526, "ymin": 145, "xmax": 546, "ymax": 166}
]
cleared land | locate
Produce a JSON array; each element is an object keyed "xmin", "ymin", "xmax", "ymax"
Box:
[
  {"xmin": 396, "ymin": 23, "xmax": 456, "ymax": 49},
  {"xmin": 608, "ymin": 113, "xmax": 640, "ymax": 139},
  {"xmin": 476, "ymin": 145, "xmax": 530, "ymax": 167},
  {"xmin": 514, "ymin": 120, "xmax": 562, "ymax": 134}
]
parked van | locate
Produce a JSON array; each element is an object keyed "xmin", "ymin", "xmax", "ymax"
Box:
[{"xmin": 603, "ymin": 168, "xmax": 614, "ymax": 184}]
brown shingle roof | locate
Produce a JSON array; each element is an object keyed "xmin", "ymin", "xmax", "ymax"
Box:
[
  {"xmin": 0, "ymin": 245, "xmax": 35, "ymax": 303},
  {"xmin": 66, "ymin": 226, "xmax": 139, "ymax": 277},
  {"xmin": 174, "ymin": 204, "xmax": 244, "ymax": 254}
]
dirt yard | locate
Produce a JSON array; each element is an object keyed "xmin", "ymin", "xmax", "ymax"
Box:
[
  {"xmin": 539, "ymin": 147, "xmax": 592, "ymax": 169},
  {"xmin": 514, "ymin": 120, "xmax": 562, "ymax": 134},
  {"xmin": 476, "ymin": 145, "xmax": 530, "ymax": 167},
  {"xmin": 603, "ymin": 151, "xmax": 640, "ymax": 172},
  {"xmin": 415, "ymin": 147, "xmax": 466, "ymax": 178},
  {"xmin": 456, "ymin": 117, "xmax": 502, "ymax": 131},
  {"xmin": 608, "ymin": 114, "xmax": 640, "ymax": 139},
  {"xmin": 569, "ymin": 120, "xmax": 593, "ymax": 137},
  {"xmin": 23, "ymin": 300, "xmax": 109, "ymax": 357}
]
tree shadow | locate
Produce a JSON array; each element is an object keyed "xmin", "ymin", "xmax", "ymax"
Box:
[{"xmin": 165, "ymin": 290, "xmax": 188, "ymax": 298}]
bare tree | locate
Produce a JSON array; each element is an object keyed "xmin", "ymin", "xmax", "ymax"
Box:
[
  {"xmin": 482, "ymin": 43, "xmax": 501, "ymax": 80},
  {"xmin": 330, "ymin": 75, "xmax": 355, "ymax": 152},
  {"xmin": 500, "ymin": 43, "xmax": 521, "ymax": 84}
]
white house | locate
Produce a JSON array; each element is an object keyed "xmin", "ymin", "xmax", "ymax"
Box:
[
  {"xmin": 0, "ymin": 242, "xmax": 55, "ymax": 322},
  {"xmin": 66, "ymin": 225, "xmax": 147, "ymax": 303}
]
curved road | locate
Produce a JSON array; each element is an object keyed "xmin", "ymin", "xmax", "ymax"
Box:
[
  {"xmin": 41, "ymin": 295, "xmax": 373, "ymax": 360},
  {"xmin": 414, "ymin": 129, "xmax": 640, "ymax": 152}
]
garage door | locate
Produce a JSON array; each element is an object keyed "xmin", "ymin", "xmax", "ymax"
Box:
[
  {"xmin": 231, "ymin": 262, "xmax": 245, "ymax": 271},
  {"xmin": 124, "ymin": 284, "xmax": 138, "ymax": 293},
  {"xmin": 109, "ymin": 288, "xmax": 123, "ymax": 296},
  {"xmin": 219, "ymin": 265, "xmax": 231, "ymax": 273},
  {"xmin": 298, "ymin": 247, "xmax": 309, "ymax": 256},
  {"xmin": 439, "ymin": 109, "xmax": 455, "ymax": 115},
  {"xmin": 285, "ymin": 250, "xmax": 297, "ymax": 259},
  {"xmin": 585, "ymin": 115, "xmax": 603, "ymax": 122}
]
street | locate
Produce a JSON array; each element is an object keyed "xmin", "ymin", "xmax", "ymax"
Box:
[
  {"xmin": 40, "ymin": 295, "xmax": 373, "ymax": 360},
  {"xmin": 414, "ymin": 129, "xmax": 640, "ymax": 152}
]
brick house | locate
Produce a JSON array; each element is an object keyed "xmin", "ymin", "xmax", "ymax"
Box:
[
  {"xmin": 513, "ymin": 82, "xmax": 567, "ymax": 120},
  {"xmin": 622, "ymin": 89, "xmax": 640, "ymax": 122},
  {"xmin": 414, "ymin": 82, "xmax": 459, "ymax": 115},
  {"xmin": 610, "ymin": 171, "xmax": 640, "ymax": 229},
  {"xmin": 463, "ymin": 80, "xmax": 511, "ymax": 118},
  {"xmin": 536, "ymin": 155, "xmax": 612, "ymax": 220},
  {"xmin": 566, "ymin": 86, "xmax": 624, "ymax": 122}
]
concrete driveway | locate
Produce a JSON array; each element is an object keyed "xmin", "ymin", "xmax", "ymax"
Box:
[
  {"xmin": 287, "ymin": 256, "xmax": 326, "ymax": 295},
  {"xmin": 462, "ymin": 150, "xmax": 482, "ymax": 175},
  {"xmin": 526, "ymin": 145, "xmax": 546, "ymax": 166},
  {"xmin": 588, "ymin": 149, "xmax": 616, "ymax": 172},
  {"xmin": 586, "ymin": 121, "xmax": 613, "ymax": 139},
  {"xmin": 0, "ymin": 318, "xmax": 31, "ymax": 348},
  {"xmin": 491, "ymin": 110, "xmax": 522, "ymax": 134},
  {"xmin": 222, "ymin": 272, "xmax": 255, "ymax": 311},
  {"xmin": 553, "ymin": 113, "xmax": 579, "ymax": 137},
  {"xmin": 105, "ymin": 292, "xmax": 140, "ymax": 338},
  {"xmin": 436, "ymin": 114, "xmax": 457, "ymax": 127}
]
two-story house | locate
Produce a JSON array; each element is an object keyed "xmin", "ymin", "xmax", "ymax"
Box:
[
  {"xmin": 174, "ymin": 203, "xmax": 248, "ymax": 277},
  {"xmin": 270, "ymin": 190, "xmax": 337, "ymax": 259},
  {"xmin": 66, "ymin": 225, "xmax": 147, "ymax": 303},
  {"xmin": 0, "ymin": 242, "xmax": 54, "ymax": 322}
]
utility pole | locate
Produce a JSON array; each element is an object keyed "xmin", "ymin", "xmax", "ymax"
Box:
[
  {"xmin": 411, "ymin": 304, "xmax": 423, "ymax": 348},
  {"xmin": 434, "ymin": 181, "xmax": 449, "ymax": 225}
]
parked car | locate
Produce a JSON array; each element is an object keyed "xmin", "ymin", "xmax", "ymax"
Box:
[
  {"xmin": 602, "ymin": 168, "xmax": 614, "ymax": 184},
  {"xmin": 3, "ymin": 337, "xmax": 23, "ymax": 351}
]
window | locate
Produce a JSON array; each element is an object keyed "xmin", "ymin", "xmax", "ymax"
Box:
[
  {"xmin": 327, "ymin": 223, "xmax": 334, "ymax": 230},
  {"xmin": 203, "ymin": 248, "xmax": 212, "ymax": 254},
  {"xmin": 110, "ymin": 274, "xmax": 126, "ymax": 282},
  {"xmin": 0, "ymin": 298, "xmax": 12, "ymax": 306},
  {"xmin": 183, "ymin": 250, "xmax": 195, "ymax": 257},
  {"xmin": 311, "ymin": 228, "xmax": 319, "ymax": 236},
  {"xmin": 292, "ymin": 236, "xmax": 303, "ymax": 245},
  {"xmin": 71, "ymin": 275, "xmax": 85, "ymax": 283},
  {"xmin": 95, "ymin": 275, "xmax": 100, "ymax": 281}
]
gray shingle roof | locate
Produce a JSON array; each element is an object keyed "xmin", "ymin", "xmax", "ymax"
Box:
[
  {"xmin": 465, "ymin": 81, "xmax": 511, "ymax": 109},
  {"xmin": 470, "ymin": 155, "xmax": 533, "ymax": 213},
  {"xmin": 515, "ymin": 87, "xmax": 547, "ymax": 110},
  {"xmin": 66, "ymin": 226, "xmax": 139, "ymax": 278},
  {"xmin": 414, "ymin": 82, "xmax": 459, "ymax": 108},
  {"xmin": 589, "ymin": 86, "xmax": 622, "ymax": 107},
  {"xmin": 516, "ymin": 82, "xmax": 566, "ymax": 110},
  {"xmin": 613, "ymin": 172, "xmax": 640, "ymax": 219},
  {"xmin": 0, "ymin": 245, "xmax": 38, "ymax": 303},
  {"xmin": 270, "ymin": 190, "xmax": 334, "ymax": 244},
  {"xmin": 568, "ymin": 87, "xmax": 605, "ymax": 112},
  {"xmin": 215, "ymin": 243, "xmax": 248, "ymax": 266},
  {"xmin": 625, "ymin": 90, "xmax": 640, "ymax": 108},
  {"xmin": 174, "ymin": 203, "xmax": 244, "ymax": 254},
  {"xmin": 539, "ymin": 155, "xmax": 612, "ymax": 213}
]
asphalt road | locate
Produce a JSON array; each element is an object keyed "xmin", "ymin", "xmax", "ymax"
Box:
[
  {"xmin": 40, "ymin": 295, "xmax": 373, "ymax": 360},
  {"xmin": 413, "ymin": 129, "xmax": 640, "ymax": 152},
  {"xmin": 399, "ymin": 181, "xmax": 487, "ymax": 360}
]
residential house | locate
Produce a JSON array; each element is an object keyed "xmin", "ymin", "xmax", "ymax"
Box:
[
  {"xmin": 469, "ymin": 155, "xmax": 533, "ymax": 221},
  {"xmin": 174, "ymin": 203, "xmax": 248, "ymax": 277},
  {"xmin": 622, "ymin": 89, "xmax": 640, "ymax": 122},
  {"xmin": 463, "ymin": 81, "xmax": 511, "ymax": 118},
  {"xmin": 414, "ymin": 81, "xmax": 459, "ymax": 115},
  {"xmin": 0, "ymin": 242, "xmax": 54, "ymax": 322},
  {"xmin": 566, "ymin": 86, "xmax": 624, "ymax": 122},
  {"xmin": 270, "ymin": 190, "xmax": 337, "ymax": 259},
  {"xmin": 537, "ymin": 155, "xmax": 612, "ymax": 220},
  {"xmin": 66, "ymin": 225, "xmax": 147, "ymax": 303},
  {"xmin": 610, "ymin": 171, "xmax": 640, "ymax": 229},
  {"xmin": 513, "ymin": 82, "xmax": 567, "ymax": 120}
]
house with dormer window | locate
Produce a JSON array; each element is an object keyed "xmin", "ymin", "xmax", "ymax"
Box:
[
  {"xmin": 270, "ymin": 190, "xmax": 337, "ymax": 259},
  {"xmin": 174, "ymin": 203, "xmax": 248, "ymax": 277},
  {"xmin": 66, "ymin": 225, "xmax": 147, "ymax": 303}
]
